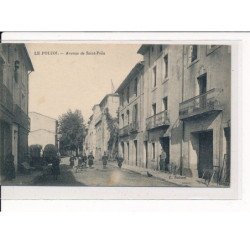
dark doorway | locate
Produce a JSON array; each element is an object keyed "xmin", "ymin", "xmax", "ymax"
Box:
[
  {"xmin": 144, "ymin": 141, "xmax": 148, "ymax": 168},
  {"xmin": 127, "ymin": 142, "xmax": 129, "ymax": 163},
  {"xmin": 160, "ymin": 137, "xmax": 170, "ymax": 165},
  {"xmin": 198, "ymin": 73, "xmax": 207, "ymax": 108},
  {"xmin": 134, "ymin": 140, "xmax": 138, "ymax": 166},
  {"xmin": 224, "ymin": 127, "xmax": 231, "ymax": 183},
  {"xmin": 198, "ymin": 130, "xmax": 213, "ymax": 178}
]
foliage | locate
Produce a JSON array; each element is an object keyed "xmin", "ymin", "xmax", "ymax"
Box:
[
  {"xmin": 104, "ymin": 108, "xmax": 119, "ymax": 159},
  {"xmin": 58, "ymin": 109, "xmax": 86, "ymax": 155},
  {"xmin": 43, "ymin": 144, "xmax": 57, "ymax": 159},
  {"xmin": 29, "ymin": 144, "xmax": 42, "ymax": 158}
]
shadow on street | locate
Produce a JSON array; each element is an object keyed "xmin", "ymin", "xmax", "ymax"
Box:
[{"xmin": 32, "ymin": 164, "xmax": 86, "ymax": 186}]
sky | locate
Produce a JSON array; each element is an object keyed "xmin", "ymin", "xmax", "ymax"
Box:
[{"xmin": 26, "ymin": 43, "xmax": 142, "ymax": 123}]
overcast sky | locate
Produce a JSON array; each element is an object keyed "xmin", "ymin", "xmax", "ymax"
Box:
[{"xmin": 26, "ymin": 43, "xmax": 142, "ymax": 122}]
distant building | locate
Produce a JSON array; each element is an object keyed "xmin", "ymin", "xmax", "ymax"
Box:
[
  {"xmin": 84, "ymin": 94, "xmax": 119, "ymax": 159},
  {"xmin": 0, "ymin": 44, "xmax": 34, "ymax": 174},
  {"xmin": 29, "ymin": 112, "xmax": 58, "ymax": 149},
  {"xmin": 116, "ymin": 62, "xmax": 144, "ymax": 167}
]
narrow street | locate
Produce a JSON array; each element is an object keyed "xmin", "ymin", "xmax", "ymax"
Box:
[{"xmin": 31, "ymin": 157, "xmax": 180, "ymax": 187}]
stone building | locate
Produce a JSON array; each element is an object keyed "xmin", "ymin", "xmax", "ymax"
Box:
[
  {"xmin": 116, "ymin": 44, "xmax": 231, "ymax": 183},
  {"xmin": 179, "ymin": 45, "xmax": 231, "ymax": 180},
  {"xmin": 84, "ymin": 94, "xmax": 119, "ymax": 159},
  {"xmin": 29, "ymin": 112, "xmax": 59, "ymax": 150},
  {"xmin": 137, "ymin": 45, "xmax": 184, "ymax": 170},
  {"xmin": 116, "ymin": 62, "xmax": 144, "ymax": 167},
  {"xmin": 0, "ymin": 44, "xmax": 34, "ymax": 175}
]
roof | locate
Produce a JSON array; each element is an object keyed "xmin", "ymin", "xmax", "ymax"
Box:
[
  {"xmin": 99, "ymin": 93, "xmax": 119, "ymax": 107},
  {"xmin": 137, "ymin": 45, "xmax": 152, "ymax": 55},
  {"xmin": 115, "ymin": 62, "xmax": 144, "ymax": 93}
]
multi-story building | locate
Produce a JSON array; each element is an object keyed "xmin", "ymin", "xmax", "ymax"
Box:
[
  {"xmin": 116, "ymin": 62, "xmax": 144, "ymax": 167},
  {"xmin": 84, "ymin": 93, "xmax": 119, "ymax": 159},
  {"xmin": 0, "ymin": 44, "xmax": 34, "ymax": 175},
  {"xmin": 29, "ymin": 112, "xmax": 59, "ymax": 149},
  {"xmin": 179, "ymin": 45, "xmax": 231, "ymax": 179},
  {"xmin": 117, "ymin": 44, "xmax": 231, "ymax": 183},
  {"xmin": 137, "ymin": 45, "xmax": 184, "ymax": 170}
]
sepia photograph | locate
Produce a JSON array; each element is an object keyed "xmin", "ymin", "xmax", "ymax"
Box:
[{"xmin": 0, "ymin": 42, "xmax": 231, "ymax": 188}]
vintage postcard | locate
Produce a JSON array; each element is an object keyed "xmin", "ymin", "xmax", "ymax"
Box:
[{"xmin": 0, "ymin": 34, "xmax": 239, "ymax": 199}]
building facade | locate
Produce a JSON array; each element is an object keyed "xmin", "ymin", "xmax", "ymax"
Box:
[
  {"xmin": 0, "ymin": 44, "xmax": 34, "ymax": 175},
  {"xmin": 84, "ymin": 94, "xmax": 119, "ymax": 159},
  {"xmin": 179, "ymin": 45, "xmax": 231, "ymax": 180},
  {"xmin": 29, "ymin": 112, "xmax": 59, "ymax": 150},
  {"xmin": 116, "ymin": 62, "xmax": 144, "ymax": 167},
  {"xmin": 116, "ymin": 44, "xmax": 231, "ymax": 183}
]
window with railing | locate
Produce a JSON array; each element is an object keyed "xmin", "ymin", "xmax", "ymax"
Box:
[
  {"xmin": 164, "ymin": 54, "xmax": 168, "ymax": 78},
  {"xmin": 152, "ymin": 66, "xmax": 157, "ymax": 87}
]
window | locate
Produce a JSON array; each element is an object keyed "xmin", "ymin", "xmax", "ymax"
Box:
[
  {"xmin": 14, "ymin": 60, "xmax": 20, "ymax": 83},
  {"xmin": 152, "ymin": 143, "xmax": 156, "ymax": 159},
  {"xmin": 121, "ymin": 114, "xmax": 124, "ymax": 127},
  {"xmin": 191, "ymin": 45, "xmax": 198, "ymax": 62},
  {"xmin": 21, "ymin": 92, "xmax": 25, "ymax": 110},
  {"xmin": 133, "ymin": 104, "xmax": 138, "ymax": 123},
  {"xmin": 126, "ymin": 86, "xmax": 129, "ymax": 103},
  {"xmin": 163, "ymin": 97, "xmax": 168, "ymax": 111},
  {"xmin": 126, "ymin": 110, "xmax": 130, "ymax": 125},
  {"xmin": 152, "ymin": 103, "xmax": 156, "ymax": 116},
  {"xmin": 153, "ymin": 66, "xmax": 157, "ymax": 87},
  {"xmin": 159, "ymin": 45, "xmax": 163, "ymax": 53},
  {"xmin": 164, "ymin": 54, "xmax": 169, "ymax": 78},
  {"xmin": 134, "ymin": 78, "xmax": 138, "ymax": 97}
]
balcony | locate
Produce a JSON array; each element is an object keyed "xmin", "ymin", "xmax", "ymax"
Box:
[
  {"xmin": 146, "ymin": 110, "xmax": 170, "ymax": 131},
  {"xmin": 119, "ymin": 124, "xmax": 129, "ymax": 137},
  {"xmin": 129, "ymin": 121, "xmax": 139, "ymax": 133},
  {"xmin": 13, "ymin": 104, "xmax": 30, "ymax": 130},
  {"xmin": 179, "ymin": 88, "xmax": 223, "ymax": 120},
  {"xmin": 0, "ymin": 82, "xmax": 13, "ymax": 113}
]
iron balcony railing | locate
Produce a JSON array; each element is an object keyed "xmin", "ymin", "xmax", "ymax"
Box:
[
  {"xmin": 119, "ymin": 124, "xmax": 129, "ymax": 137},
  {"xmin": 14, "ymin": 104, "xmax": 30, "ymax": 130},
  {"xmin": 129, "ymin": 121, "xmax": 139, "ymax": 133},
  {"xmin": 146, "ymin": 110, "xmax": 170, "ymax": 130},
  {"xmin": 0, "ymin": 82, "xmax": 13, "ymax": 113},
  {"xmin": 179, "ymin": 88, "xmax": 223, "ymax": 120}
]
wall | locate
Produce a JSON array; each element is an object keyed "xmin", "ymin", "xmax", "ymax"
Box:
[{"xmin": 29, "ymin": 112, "xmax": 57, "ymax": 149}]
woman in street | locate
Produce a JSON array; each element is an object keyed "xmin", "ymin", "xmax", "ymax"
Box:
[
  {"xmin": 69, "ymin": 155, "xmax": 75, "ymax": 168},
  {"xmin": 116, "ymin": 154, "xmax": 124, "ymax": 169},
  {"xmin": 102, "ymin": 152, "xmax": 108, "ymax": 169},
  {"xmin": 88, "ymin": 152, "xmax": 94, "ymax": 168}
]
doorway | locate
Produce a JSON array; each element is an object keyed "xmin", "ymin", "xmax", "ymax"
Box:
[
  {"xmin": 134, "ymin": 140, "xmax": 138, "ymax": 166},
  {"xmin": 198, "ymin": 130, "xmax": 213, "ymax": 178},
  {"xmin": 160, "ymin": 137, "xmax": 170, "ymax": 165},
  {"xmin": 144, "ymin": 141, "xmax": 148, "ymax": 168}
]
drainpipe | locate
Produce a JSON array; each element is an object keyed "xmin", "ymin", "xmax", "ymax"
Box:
[{"xmin": 180, "ymin": 45, "xmax": 185, "ymax": 176}]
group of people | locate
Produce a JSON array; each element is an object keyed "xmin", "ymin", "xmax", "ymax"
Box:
[
  {"xmin": 69, "ymin": 153, "xmax": 94, "ymax": 168},
  {"xmin": 69, "ymin": 152, "xmax": 124, "ymax": 169}
]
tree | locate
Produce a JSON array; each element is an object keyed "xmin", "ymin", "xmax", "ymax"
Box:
[{"xmin": 58, "ymin": 109, "xmax": 86, "ymax": 156}]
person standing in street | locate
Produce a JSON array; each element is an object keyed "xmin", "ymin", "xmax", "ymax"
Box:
[
  {"xmin": 88, "ymin": 152, "xmax": 94, "ymax": 168},
  {"xmin": 102, "ymin": 152, "xmax": 108, "ymax": 169},
  {"xmin": 116, "ymin": 154, "xmax": 124, "ymax": 169},
  {"xmin": 69, "ymin": 155, "xmax": 75, "ymax": 168}
]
